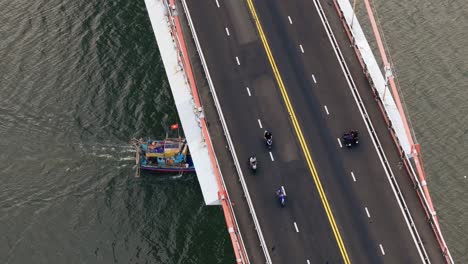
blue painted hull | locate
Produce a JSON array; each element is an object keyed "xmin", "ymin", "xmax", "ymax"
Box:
[{"xmin": 140, "ymin": 165, "xmax": 196, "ymax": 173}]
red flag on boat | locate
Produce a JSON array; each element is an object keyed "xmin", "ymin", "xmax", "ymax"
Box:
[{"xmin": 170, "ymin": 123, "xmax": 179, "ymax": 130}]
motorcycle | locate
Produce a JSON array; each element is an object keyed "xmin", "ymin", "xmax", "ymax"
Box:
[
  {"xmin": 264, "ymin": 130, "xmax": 273, "ymax": 150},
  {"xmin": 276, "ymin": 186, "xmax": 287, "ymax": 207},
  {"xmin": 249, "ymin": 157, "xmax": 257, "ymax": 173},
  {"xmin": 266, "ymin": 138, "xmax": 273, "ymax": 150},
  {"xmin": 342, "ymin": 130, "xmax": 359, "ymax": 148}
]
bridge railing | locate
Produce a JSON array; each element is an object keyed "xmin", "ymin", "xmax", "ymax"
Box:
[
  {"xmin": 330, "ymin": 0, "xmax": 453, "ymax": 262},
  {"xmin": 177, "ymin": 0, "xmax": 272, "ymax": 263},
  {"xmin": 313, "ymin": 0, "xmax": 429, "ymax": 261},
  {"xmin": 160, "ymin": 0, "xmax": 249, "ymax": 262}
]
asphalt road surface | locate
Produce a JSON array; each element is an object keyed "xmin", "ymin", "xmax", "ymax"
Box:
[{"xmin": 183, "ymin": 0, "xmax": 444, "ymax": 263}]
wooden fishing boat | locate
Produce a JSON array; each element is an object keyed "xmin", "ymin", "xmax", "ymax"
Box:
[{"xmin": 134, "ymin": 137, "xmax": 195, "ymax": 175}]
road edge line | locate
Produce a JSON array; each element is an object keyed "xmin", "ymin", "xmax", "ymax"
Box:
[{"xmin": 180, "ymin": 1, "xmax": 272, "ymax": 263}]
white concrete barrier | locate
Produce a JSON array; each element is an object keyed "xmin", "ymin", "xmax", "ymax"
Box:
[{"xmin": 331, "ymin": 0, "xmax": 453, "ymax": 262}]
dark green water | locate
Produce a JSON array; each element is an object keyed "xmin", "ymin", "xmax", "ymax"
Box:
[
  {"xmin": 0, "ymin": 0, "xmax": 233, "ymax": 263},
  {"xmin": 356, "ymin": 1, "xmax": 468, "ymax": 261}
]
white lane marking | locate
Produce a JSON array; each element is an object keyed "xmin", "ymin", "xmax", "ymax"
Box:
[
  {"xmin": 294, "ymin": 222, "xmax": 299, "ymax": 233},
  {"xmin": 313, "ymin": 1, "xmax": 428, "ymax": 261},
  {"xmin": 365, "ymin": 207, "xmax": 371, "ymax": 218},
  {"xmin": 379, "ymin": 244, "xmax": 385, "ymax": 255},
  {"xmin": 215, "ymin": 0, "xmax": 220, "ymax": 8},
  {"xmin": 288, "ymin": 16, "xmax": 293, "ymax": 24},
  {"xmin": 236, "ymin": 56, "xmax": 240, "ymax": 65},
  {"xmin": 312, "ymin": 74, "xmax": 317, "ymax": 83},
  {"xmin": 299, "ymin": 44, "xmax": 304, "ymax": 53},
  {"xmin": 307, "ymin": 260, "xmax": 310, "ymax": 264},
  {"xmin": 257, "ymin": 119, "xmax": 263, "ymax": 128},
  {"xmin": 184, "ymin": 3, "xmax": 272, "ymax": 263},
  {"xmin": 225, "ymin": 27, "xmax": 230, "ymax": 36},
  {"xmin": 246, "ymin": 87, "xmax": 251, "ymax": 96},
  {"xmin": 269, "ymin": 151, "xmax": 274, "ymax": 161},
  {"xmin": 324, "ymin": 105, "xmax": 329, "ymax": 115},
  {"xmin": 337, "ymin": 138, "xmax": 342, "ymax": 148},
  {"xmin": 351, "ymin": 171, "xmax": 356, "ymax": 182}
]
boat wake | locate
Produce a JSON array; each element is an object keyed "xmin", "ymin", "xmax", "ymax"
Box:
[{"xmin": 72, "ymin": 142, "xmax": 137, "ymax": 162}]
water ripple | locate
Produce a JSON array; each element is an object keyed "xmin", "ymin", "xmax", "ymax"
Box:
[
  {"xmin": 358, "ymin": 0, "xmax": 468, "ymax": 261},
  {"xmin": 0, "ymin": 0, "xmax": 232, "ymax": 263}
]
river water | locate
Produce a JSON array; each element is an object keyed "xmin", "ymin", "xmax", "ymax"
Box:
[
  {"xmin": 355, "ymin": 0, "xmax": 468, "ymax": 261},
  {"xmin": 0, "ymin": 0, "xmax": 465, "ymax": 263},
  {"xmin": 0, "ymin": 0, "xmax": 232, "ymax": 263}
]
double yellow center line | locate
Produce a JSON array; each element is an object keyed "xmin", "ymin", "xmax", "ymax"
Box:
[{"xmin": 244, "ymin": 1, "xmax": 351, "ymax": 263}]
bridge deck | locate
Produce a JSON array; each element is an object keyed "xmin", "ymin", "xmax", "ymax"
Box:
[
  {"xmin": 174, "ymin": 0, "xmax": 265, "ymax": 262},
  {"xmin": 173, "ymin": 0, "xmax": 445, "ymax": 262}
]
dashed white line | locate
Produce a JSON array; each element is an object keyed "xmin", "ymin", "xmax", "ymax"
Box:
[
  {"xmin": 269, "ymin": 151, "xmax": 274, "ymax": 161},
  {"xmin": 215, "ymin": 0, "xmax": 220, "ymax": 8},
  {"xmin": 365, "ymin": 207, "xmax": 371, "ymax": 218},
  {"xmin": 236, "ymin": 56, "xmax": 240, "ymax": 65},
  {"xmin": 225, "ymin": 27, "xmax": 230, "ymax": 36},
  {"xmin": 294, "ymin": 222, "xmax": 299, "ymax": 233},
  {"xmin": 299, "ymin": 44, "xmax": 304, "ymax": 53},
  {"xmin": 257, "ymin": 119, "xmax": 263, "ymax": 128},
  {"xmin": 246, "ymin": 87, "xmax": 251, "ymax": 96},
  {"xmin": 312, "ymin": 74, "xmax": 317, "ymax": 83},
  {"xmin": 379, "ymin": 244, "xmax": 385, "ymax": 255},
  {"xmin": 337, "ymin": 138, "xmax": 343, "ymax": 148},
  {"xmin": 288, "ymin": 16, "xmax": 293, "ymax": 24},
  {"xmin": 351, "ymin": 171, "xmax": 356, "ymax": 182},
  {"xmin": 324, "ymin": 105, "xmax": 329, "ymax": 115}
]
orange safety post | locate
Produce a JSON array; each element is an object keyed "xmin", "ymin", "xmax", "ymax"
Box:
[{"xmin": 362, "ymin": 0, "xmax": 438, "ymax": 233}]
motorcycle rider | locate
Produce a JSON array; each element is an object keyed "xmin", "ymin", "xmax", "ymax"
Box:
[
  {"xmin": 264, "ymin": 130, "xmax": 272, "ymax": 141},
  {"xmin": 249, "ymin": 155, "xmax": 257, "ymax": 166},
  {"xmin": 343, "ymin": 132, "xmax": 354, "ymax": 145},
  {"xmin": 276, "ymin": 187, "xmax": 285, "ymax": 198},
  {"xmin": 276, "ymin": 186, "xmax": 286, "ymax": 206},
  {"xmin": 343, "ymin": 129, "xmax": 359, "ymax": 147}
]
